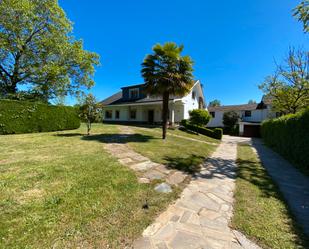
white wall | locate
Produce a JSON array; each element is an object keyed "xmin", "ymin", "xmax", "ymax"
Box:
[
  {"xmin": 207, "ymin": 108, "xmax": 275, "ymax": 128},
  {"xmin": 182, "ymin": 82, "xmax": 205, "ymax": 119}
]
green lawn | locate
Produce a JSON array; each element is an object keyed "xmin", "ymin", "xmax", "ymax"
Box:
[
  {"xmin": 127, "ymin": 126, "xmax": 218, "ymax": 174},
  {"xmin": 232, "ymin": 143, "xmax": 308, "ymax": 249},
  {"xmin": 0, "ymin": 123, "xmax": 218, "ymax": 248},
  {"xmin": 134, "ymin": 126, "xmax": 219, "ymax": 144}
]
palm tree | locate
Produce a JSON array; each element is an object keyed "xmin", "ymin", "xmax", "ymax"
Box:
[{"xmin": 141, "ymin": 42, "xmax": 194, "ymax": 139}]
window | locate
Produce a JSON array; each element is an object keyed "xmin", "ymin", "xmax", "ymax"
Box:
[
  {"xmin": 129, "ymin": 88, "xmax": 139, "ymax": 99},
  {"xmin": 115, "ymin": 110, "xmax": 120, "ymax": 119},
  {"xmin": 105, "ymin": 110, "xmax": 112, "ymax": 119},
  {"xmin": 245, "ymin": 110, "xmax": 251, "ymax": 117},
  {"xmin": 192, "ymin": 91, "xmax": 196, "ymax": 99},
  {"xmin": 130, "ymin": 110, "xmax": 136, "ymax": 119},
  {"xmin": 210, "ymin": 111, "xmax": 215, "ymax": 118}
]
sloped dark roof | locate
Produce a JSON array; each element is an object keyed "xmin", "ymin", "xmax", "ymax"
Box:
[
  {"xmin": 208, "ymin": 103, "xmax": 258, "ymax": 112},
  {"xmin": 101, "ymin": 80, "xmax": 203, "ymax": 106},
  {"xmin": 100, "ymin": 91, "xmax": 122, "ymax": 106}
]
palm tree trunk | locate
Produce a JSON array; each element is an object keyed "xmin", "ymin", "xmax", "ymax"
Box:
[{"xmin": 162, "ymin": 91, "xmax": 169, "ymax": 139}]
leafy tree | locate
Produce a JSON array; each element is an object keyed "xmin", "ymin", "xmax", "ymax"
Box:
[
  {"xmin": 259, "ymin": 48, "xmax": 309, "ymax": 114},
  {"xmin": 223, "ymin": 111, "xmax": 239, "ymax": 133},
  {"xmin": 141, "ymin": 42, "xmax": 194, "ymax": 139},
  {"xmin": 189, "ymin": 109, "xmax": 211, "ymax": 126},
  {"xmin": 294, "ymin": 0, "xmax": 309, "ymax": 33},
  {"xmin": 0, "ymin": 0, "xmax": 99, "ymax": 101},
  {"xmin": 208, "ymin": 99, "xmax": 221, "ymax": 107},
  {"xmin": 248, "ymin": 99, "xmax": 256, "ymax": 104},
  {"xmin": 79, "ymin": 94, "xmax": 102, "ymax": 135}
]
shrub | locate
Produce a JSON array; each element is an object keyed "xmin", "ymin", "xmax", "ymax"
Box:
[
  {"xmin": 223, "ymin": 111, "xmax": 239, "ymax": 133},
  {"xmin": 180, "ymin": 120, "xmax": 223, "ymax": 140},
  {"xmin": 0, "ymin": 99, "xmax": 80, "ymax": 135},
  {"xmin": 261, "ymin": 108, "xmax": 309, "ymax": 175},
  {"xmin": 189, "ymin": 109, "xmax": 211, "ymax": 126}
]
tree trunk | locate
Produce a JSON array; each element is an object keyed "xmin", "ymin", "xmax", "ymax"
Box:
[
  {"xmin": 162, "ymin": 91, "xmax": 169, "ymax": 139},
  {"xmin": 87, "ymin": 120, "xmax": 91, "ymax": 135}
]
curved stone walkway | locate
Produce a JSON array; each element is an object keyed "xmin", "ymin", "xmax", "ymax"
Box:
[
  {"xmin": 104, "ymin": 126, "xmax": 188, "ymax": 188},
  {"xmin": 133, "ymin": 135, "xmax": 260, "ymax": 249}
]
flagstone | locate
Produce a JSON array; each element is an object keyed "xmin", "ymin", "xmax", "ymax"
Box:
[{"xmin": 134, "ymin": 135, "xmax": 261, "ymax": 249}]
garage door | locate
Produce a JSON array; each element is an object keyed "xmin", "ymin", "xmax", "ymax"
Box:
[{"xmin": 243, "ymin": 125, "xmax": 261, "ymax": 137}]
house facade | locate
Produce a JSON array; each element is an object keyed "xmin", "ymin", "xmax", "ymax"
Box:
[
  {"xmin": 207, "ymin": 97, "xmax": 275, "ymax": 137},
  {"xmin": 101, "ymin": 80, "xmax": 206, "ymax": 124}
]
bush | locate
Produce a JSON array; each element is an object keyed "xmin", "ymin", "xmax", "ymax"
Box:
[
  {"xmin": 261, "ymin": 108, "xmax": 309, "ymax": 175},
  {"xmin": 180, "ymin": 120, "xmax": 223, "ymax": 140},
  {"xmin": 0, "ymin": 99, "xmax": 80, "ymax": 135},
  {"xmin": 189, "ymin": 109, "xmax": 211, "ymax": 126}
]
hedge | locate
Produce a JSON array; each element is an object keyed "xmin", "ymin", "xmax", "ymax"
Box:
[
  {"xmin": 0, "ymin": 99, "xmax": 80, "ymax": 135},
  {"xmin": 261, "ymin": 108, "xmax": 309, "ymax": 175},
  {"xmin": 180, "ymin": 119, "xmax": 223, "ymax": 140}
]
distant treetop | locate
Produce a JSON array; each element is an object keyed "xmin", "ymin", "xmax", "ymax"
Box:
[{"xmin": 208, "ymin": 99, "xmax": 221, "ymax": 107}]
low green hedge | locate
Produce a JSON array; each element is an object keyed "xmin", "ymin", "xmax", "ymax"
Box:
[
  {"xmin": 0, "ymin": 99, "xmax": 80, "ymax": 134},
  {"xmin": 261, "ymin": 108, "xmax": 309, "ymax": 175},
  {"xmin": 180, "ymin": 119, "xmax": 223, "ymax": 140}
]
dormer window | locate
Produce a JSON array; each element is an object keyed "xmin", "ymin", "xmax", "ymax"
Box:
[{"xmin": 129, "ymin": 88, "xmax": 139, "ymax": 99}]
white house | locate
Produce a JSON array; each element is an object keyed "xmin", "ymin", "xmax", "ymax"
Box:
[
  {"xmin": 101, "ymin": 80, "xmax": 206, "ymax": 124},
  {"xmin": 207, "ymin": 96, "xmax": 275, "ymax": 137}
]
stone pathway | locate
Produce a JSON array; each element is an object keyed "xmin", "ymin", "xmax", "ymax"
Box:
[
  {"xmin": 103, "ymin": 126, "xmax": 188, "ymax": 188},
  {"xmin": 251, "ymin": 139, "xmax": 309, "ymax": 236},
  {"xmin": 134, "ymin": 136, "xmax": 260, "ymax": 249}
]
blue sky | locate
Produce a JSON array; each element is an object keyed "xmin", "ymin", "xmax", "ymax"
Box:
[{"xmin": 59, "ymin": 0, "xmax": 308, "ymax": 105}]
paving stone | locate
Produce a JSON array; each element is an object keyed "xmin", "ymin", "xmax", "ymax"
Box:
[
  {"xmin": 186, "ymin": 192, "xmax": 221, "ymax": 211},
  {"xmin": 180, "ymin": 210, "xmax": 192, "ymax": 223},
  {"xmin": 154, "ymin": 183, "xmax": 172, "ymax": 193},
  {"xmin": 199, "ymin": 216, "xmax": 229, "ymax": 231},
  {"xmin": 118, "ymin": 157, "xmax": 134, "ymax": 164},
  {"xmin": 170, "ymin": 214, "xmax": 180, "ymax": 222},
  {"xmin": 131, "ymin": 161, "xmax": 155, "ymax": 171},
  {"xmin": 155, "ymin": 242, "xmax": 168, "ymax": 249},
  {"xmin": 207, "ymin": 192, "xmax": 226, "ymax": 205},
  {"xmin": 143, "ymin": 170, "xmax": 166, "ymax": 180},
  {"xmin": 138, "ymin": 177, "xmax": 150, "ymax": 184},
  {"xmin": 166, "ymin": 171, "xmax": 187, "ymax": 185},
  {"xmin": 175, "ymin": 222, "xmax": 203, "ymax": 236},
  {"xmin": 233, "ymin": 230, "xmax": 262, "ymax": 249},
  {"xmin": 168, "ymin": 230, "xmax": 203, "ymax": 249},
  {"xmin": 133, "ymin": 237, "xmax": 152, "ymax": 249},
  {"xmin": 203, "ymin": 237, "xmax": 228, "ymax": 249},
  {"xmin": 128, "ymin": 135, "xmax": 260, "ymax": 249},
  {"xmin": 153, "ymin": 223, "xmax": 176, "ymax": 241},
  {"xmin": 155, "ymin": 164, "xmax": 172, "ymax": 174},
  {"xmin": 143, "ymin": 222, "xmax": 163, "ymax": 237},
  {"xmin": 199, "ymin": 209, "xmax": 221, "ymax": 220}
]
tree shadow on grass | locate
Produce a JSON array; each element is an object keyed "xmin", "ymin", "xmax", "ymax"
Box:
[
  {"xmin": 235, "ymin": 158, "xmax": 279, "ymax": 198},
  {"xmin": 54, "ymin": 133, "xmax": 83, "ymax": 137},
  {"xmin": 81, "ymin": 133, "xmax": 156, "ymax": 144},
  {"xmin": 163, "ymin": 154, "xmax": 204, "ymax": 175}
]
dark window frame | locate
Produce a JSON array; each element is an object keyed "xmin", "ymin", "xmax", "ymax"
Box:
[
  {"xmin": 115, "ymin": 110, "xmax": 120, "ymax": 119},
  {"xmin": 210, "ymin": 111, "xmax": 215, "ymax": 118},
  {"xmin": 192, "ymin": 91, "xmax": 196, "ymax": 100},
  {"xmin": 244, "ymin": 110, "xmax": 252, "ymax": 117},
  {"xmin": 105, "ymin": 110, "xmax": 112, "ymax": 119},
  {"xmin": 130, "ymin": 109, "xmax": 137, "ymax": 119},
  {"xmin": 129, "ymin": 88, "xmax": 139, "ymax": 99}
]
